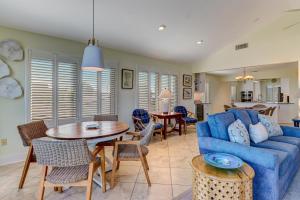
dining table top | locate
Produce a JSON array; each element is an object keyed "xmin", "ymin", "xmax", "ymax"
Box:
[{"xmin": 46, "ymin": 121, "xmax": 129, "ymax": 140}]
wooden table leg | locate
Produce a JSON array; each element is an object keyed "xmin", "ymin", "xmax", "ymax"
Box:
[
  {"xmin": 178, "ymin": 118, "xmax": 182, "ymax": 136},
  {"xmin": 163, "ymin": 118, "xmax": 167, "ymax": 139}
]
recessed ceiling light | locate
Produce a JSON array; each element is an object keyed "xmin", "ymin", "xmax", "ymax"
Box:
[
  {"xmin": 196, "ymin": 40, "xmax": 204, "ymax": 45},
  {"xmin": 158, "ymin": 24, "xmax": 167, "ymax": 31}
]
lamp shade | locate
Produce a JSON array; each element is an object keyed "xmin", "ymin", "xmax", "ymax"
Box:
[
  {"xmin": 159, "ymin": 88, "xmax": 171, "ymax": 99},
  {"xmin": 81, "ymin": 44, "xmax": 104, "ymax": 71}
]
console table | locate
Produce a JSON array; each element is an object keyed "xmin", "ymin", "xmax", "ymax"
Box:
[{"xmin": 151, "ymin": 112, "xmax": 183, "ymax": 139}]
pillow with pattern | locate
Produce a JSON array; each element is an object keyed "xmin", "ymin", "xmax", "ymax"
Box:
[
  {"xmin": 228, "ymin": 119, "xmax": 250, "ymax": 146},
  {"xmin": 258, "ymin": 114, "xmax": 283, "ymax": 137}
]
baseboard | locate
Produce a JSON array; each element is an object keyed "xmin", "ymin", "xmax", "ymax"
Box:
[{"xmin": 0, "ymin": 152, "xmax": 26, "ymax": 166}]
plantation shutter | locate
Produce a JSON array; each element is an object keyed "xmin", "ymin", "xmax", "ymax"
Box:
[
  {"xmin": 29, "ymin": 53, "xmax": 54, "ymax": 125},
  {"xmin": 81, "ymin": 70, "xmax": 98, "ymax": 117},
  {"xmin": 100, "ymin": 68, "xmax": 116, "ymax": 114},
  {"xmin": 138, "ymin": 72, "xmax": 149, "ymax": 110},
  {"xmin": 170, "ymin": 75, "xmax": 178, "ymax": 109},
  {"xmin": 149, "ymin": 72, "xmax": 159, "ymax": 112},
  {"xmin": 57, "ymin": 58, "xmax": 79, "ymax": 124}
]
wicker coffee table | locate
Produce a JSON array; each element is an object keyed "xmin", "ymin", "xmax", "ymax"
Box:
[{"xmin": 191, "ymin": 155, "xmax": 255, "ymax": 200}]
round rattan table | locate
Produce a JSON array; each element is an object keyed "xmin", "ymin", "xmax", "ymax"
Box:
[{"xmin": 191, "ymin": 155, "xmax": 255, "ymax": 200}]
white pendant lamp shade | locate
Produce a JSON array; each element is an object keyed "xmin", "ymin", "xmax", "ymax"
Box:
[
  {"xmin": 81, "ymin": 0, "xmax": 104, "ymax": 71},
  {"xmin": 159, "ymin": 88, "xmax": 172, "ymax": 99},
  {"xmin": 81, "ymin": 44, "xmax": 104, "ymax": 71}
]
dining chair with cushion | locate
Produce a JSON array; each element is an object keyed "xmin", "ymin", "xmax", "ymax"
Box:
[
  {"xmin": 110, "ymin": 122, "xmax": 156, "ymax": 188},
  {"xmin": 17, "ymin": 120, "xmax": 48, "ymax": 189},
  {"xmin": 174, "ymin": 106, "xmax": 197, "ymax": 134},
  {"xmin": 32, "ymin": 138, "xmax": 104, "ymax": 200},
  {"xmin": 132, "ymin": 109, "xmax": 163, "ymax": 141},
  {"xmin": 263, "ymin": 107, "xmax": 273, "ymax": 116}
]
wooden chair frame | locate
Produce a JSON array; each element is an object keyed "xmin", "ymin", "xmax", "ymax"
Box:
[
  {"xmin": 38, "ymin": 146, "xmax": 105, "ymax": 200},
  {"xmin": 132, "ymin": 115, "xmax": 163, "ymax": 141},
  {"xmin": 110, "ymin": 133, "xmax": 151, "ymax": 188},
  {"xmin": 19, "ymin": 145, "xmax": 35, "ymax": 189}
]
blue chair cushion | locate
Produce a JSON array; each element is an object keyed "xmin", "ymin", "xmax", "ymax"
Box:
[
  {"xmin": 132, "ymin": 109, "xmax": 150, "ymax": 124},
  {"xmin": 252, "ymin": 140, "xmax": 299, "ymax": 176},
  {"xmin": 269, "ymin": 136, "xmax": 300, "ymax": 149},
  {"xmin": 183, "ymin": 117, "xmax": 197, "ymax": 124},
  {"xmin": 207, "ymin": 112, "xmax": 235, "ymax": 141},
  {"xmin": 228, "ymin": 109, "xmax": 252, "ymax": 130},
  {"xmin": 154, "ymin": 123, "xmax": 163, "ymax": 130},
  {"xmin": 246, "ymin": 110, "xmax": 259, "ymax": 124},
  {"xmin": 174, "ymin": 106, "xmax": 188, "ymax": 118}
]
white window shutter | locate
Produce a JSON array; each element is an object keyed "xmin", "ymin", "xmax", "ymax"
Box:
[
  {"xmin": 81, "ymin": 70, "xmax": 98, "ymax": 117},
  {"xmin": 138, "ymin": 72, "xmax": 149, "ymax": 110},
  {"xmin": 149, "ymin": 72, "xmax": 159, "ymax": 112},
  {"xmin": 30, "ymin": 55, "xmax": 54, "ymax": 125},
  {"xmin": 100, "ymin": 68, "xmax": 116, "ymax": 114}
]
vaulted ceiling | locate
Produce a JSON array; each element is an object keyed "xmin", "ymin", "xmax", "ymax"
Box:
[{"xmin": 0, "ymin": 0, "xmax": 294, "ymax": 64}]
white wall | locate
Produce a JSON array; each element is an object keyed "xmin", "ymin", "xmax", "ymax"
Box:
[{"xmin": 0, "ymin": 26, "xmax": 193, "ymax": 165}]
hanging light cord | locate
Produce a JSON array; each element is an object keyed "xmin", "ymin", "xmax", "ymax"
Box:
[{"xmin": 93, "ymin": 0, "xmax": 95, "ymax": 39}]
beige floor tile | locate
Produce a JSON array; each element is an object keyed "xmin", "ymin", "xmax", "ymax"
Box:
[
  {"xmin": 136, "ymin": 167, "xmax": 171, "ymax": 184},
  {"xmin": 114, "ymin": 165, "xmax": 141, "ymax": 183},
  {"xmin": 172, "ymin": 184, "xmax": 191, "ymax": 198},
  {"xmin": 146, "ymin": 155, "xmax": 170, "ymax": 168},
  {"xmin": 131, "ymin": 183, "xmax": 172, "ymax": 200},
  {"xmin": 170, "ymin": 156, "xmax": 193, "ymax": 169},
  {"xmin": 171, "ymin": 168, "xmax": 193, "ymax": 186}
]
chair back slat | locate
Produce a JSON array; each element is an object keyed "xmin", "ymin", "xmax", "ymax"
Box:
[
  {"xmin": 32, "ymin": 138, "xmax": 91, "ymax": 167},
  {"xmin": 17, "ymin": 120, "xmax": 48, "ymax": 146},
  {"xmin": 140, "ymin": 122, "xmax": 156, "ymax": 146},
  {"xmin": 94, "ymin": 114, "xmax": 118, "ymax": 121}
]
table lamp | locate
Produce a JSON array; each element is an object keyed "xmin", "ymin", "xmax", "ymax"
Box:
[
  {"xmin": 194, "ymin": 90, "xmax": 203, "ymax": 104},
  {"xmin": 159, "ymin": 88, "xmax": 172, "ymax": 114}
]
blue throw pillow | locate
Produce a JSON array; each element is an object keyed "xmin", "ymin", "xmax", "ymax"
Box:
[
  {"xmin": 228, "ymin": 119, "xmax": 250, "ymax": 146},
  {"xmin": 228, "ymin": 109, "xmax": 252, "ymax": 130},
  {"xmin": 208, "ymin": 112, "xmax": 235, "ymax": 141},
  {"xmin": 258, "ymin": 114, "xmax": 283, "ymax": 137}
]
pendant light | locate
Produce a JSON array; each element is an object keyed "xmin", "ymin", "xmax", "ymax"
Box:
[{"xmin": 81, "ymin": 0, "xmax": 104, "ymax": 71}]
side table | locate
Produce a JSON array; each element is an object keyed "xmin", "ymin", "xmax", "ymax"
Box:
[{"xmin": 191, "ymin": 155, "xmax": 255, "ymax": 200}]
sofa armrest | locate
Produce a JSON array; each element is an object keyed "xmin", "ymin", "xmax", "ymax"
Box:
[
  {"xmin": 199, "ymin": 137, "xmax": 279, "ymax": 170},
  {"xmin": 281, "ymin": 125, "xmax": 300, "ymax": 138}
]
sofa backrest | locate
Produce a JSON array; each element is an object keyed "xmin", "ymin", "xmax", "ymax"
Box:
[
  {"xmin": 198, "ymin": 109, "xmax": 259, "ymax": 141},
  {"xmin": 207, "ymin": 112, "xmax": 235, "ymax": 141}
]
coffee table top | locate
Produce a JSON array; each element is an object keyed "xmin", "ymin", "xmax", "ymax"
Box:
[{"xmin": 191, "ymin": 155, "xmax": 255, "ymax": 181}]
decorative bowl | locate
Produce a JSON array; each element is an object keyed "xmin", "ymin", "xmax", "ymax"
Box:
[{"xmin": 203, "ymin": 153, "xmax": 243, "ymax": 169}]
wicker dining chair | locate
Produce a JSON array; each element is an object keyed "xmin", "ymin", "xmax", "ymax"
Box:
[
  {"xmin": 270, "ymin": 106, "xmax": 276, "ymax": 116},
  {"xmin": 17, "ymin": 120, "xmax": 48, "ymax": 189},
  {"xmin": 110, "ymin": 122, "xmax": 156, "ymax": 188},
  {"xmin": 94, "ymin": 114, "xmax": 118, "ymax": 121},
  {"xmin": 32, "ymin": 138, "xmax": 104, "ymax": 200}
]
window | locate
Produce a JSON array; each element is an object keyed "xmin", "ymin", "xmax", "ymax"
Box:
[
  {"xmin": 160, "ymin": 74, "xmax": 178, "ymax": 109},
  {"xmin": 138, "ymin": 71, "xmax": 159, "ymax": 111},
  {"xmin": 81, "ymin": 68, "xmax": 117, "ymax": 117},
  {"xmin": 28, "ymin": 50, "xmax": 117, "ymax": 126}
]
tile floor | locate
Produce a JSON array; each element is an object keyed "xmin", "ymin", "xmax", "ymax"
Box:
[{"xmin": 0, "ymin": 128, "xmax": 199, "ymax": 200}]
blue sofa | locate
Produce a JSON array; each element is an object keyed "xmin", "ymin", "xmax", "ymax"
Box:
[{"xmin": 197, "ymin": 109, "xmax": 300, "ymax": 200}]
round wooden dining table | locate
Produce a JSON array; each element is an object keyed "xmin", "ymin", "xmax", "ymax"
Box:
[
  {"xmin": 46, "ymin": 121, "xmax": 129, "ymax": 190},
  {"xmin": 46, "ymin": 121, "xmax": 129, "ymax": 143}
]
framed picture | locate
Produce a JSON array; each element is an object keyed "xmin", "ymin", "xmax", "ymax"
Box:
[
  {"xmin": 121, "ymin": 68, "xmax": 134, "ymax": 89},
  {"xmin": 183, "ymin": 74, "xmax": 192, "ymax": 87},
  {"xmin": 183, "ymin": 88, "xmax": 192, "ymax": 99}
]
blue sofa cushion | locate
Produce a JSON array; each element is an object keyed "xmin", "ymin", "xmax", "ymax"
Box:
[
  {"xmin": 246, "ymin": 110, "xmax": 259, "ymax": 124},
  {"xmin": 252, "ymin": 140, "xmax": 299, "ymax": 176},
  {"xmin": 207, "ymin": 112, "xmax": 235, "ymax": 141},
  {"xmin": 228, "ymin": 109, "xmax": 252, "ymax": 130},
  {"xmin": 183, "ymin": 117, "xmax": 198, "ymax": 124},
  {"xmin": 269, "ymin": 136, "xmax": 300, "ymax": 149}
]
